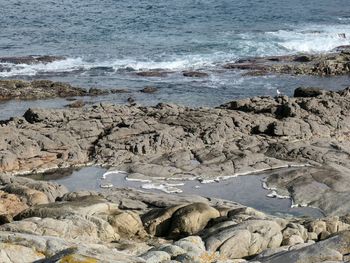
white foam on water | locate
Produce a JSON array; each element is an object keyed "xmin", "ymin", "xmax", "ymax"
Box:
[
  {"xmin": 125, "ymin": 176, "xmax": 152, "ymax": 183},
  {"xmin": 267, "ymin": 190, "xmax": 290, "ymax": 199},
  {"xmin": 0, "ymin": 57, "xmax": 90, "ymax": 77},
  {"xmin": 101, "ymin": 170, "xmax": 128, "ymax": 180},
  {"xmin": 267, "ymin": 24, "xmax": 350, "ymax": 53},
  {"xmin": 141, "ymin": 182, "xmax": 183, "ymax": 194},
  {"xmin": 1, "ymin": 24, "xmax": 349, "ymax": 78},
  {"xmin": 109, "ymin": 52, "xmax": 236, "ymax": 71},
  {"xmin": 100, "ymin": 183, "xmax": 114, "ymax": 188},
  {"xmin": 338, "ymin": 17, "xmax": 350, "ymax": 21}
]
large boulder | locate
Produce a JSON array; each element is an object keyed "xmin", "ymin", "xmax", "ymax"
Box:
[
  {"xmin": 205, "ymin": 220, "xmax": 283, "ymax": 258},
  {"xmin": 169, "ymin": 203, "xmax": 220, "ymax": 237}
]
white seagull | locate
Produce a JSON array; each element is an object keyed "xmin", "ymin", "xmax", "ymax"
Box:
[{"xmin": 276, "ymin": 89, "xmax": 281, "ymax": 96}]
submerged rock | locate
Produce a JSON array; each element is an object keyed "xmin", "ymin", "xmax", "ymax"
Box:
[
  {"xmin": 183, "ymin": 71, "xmax": 209, "ymax": 77},
  {"xmin": 140, "ymin": 86, "xmax": 158, "ymax": 93}
]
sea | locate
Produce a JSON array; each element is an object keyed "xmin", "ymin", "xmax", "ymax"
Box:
[{"xmin": 1, "ymin": 0, "xmax": 350, "ymax": 111}]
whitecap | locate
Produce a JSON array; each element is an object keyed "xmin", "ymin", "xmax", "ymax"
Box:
[{"xmin": 267, "ymin": 24, "xmax": 350, "ymax": 53}]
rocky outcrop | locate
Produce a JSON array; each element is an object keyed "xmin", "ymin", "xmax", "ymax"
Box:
[
  {"xmin": 224, "ymin": 50, "xmax": 350, "ymax": 76},
  {"xmin": 0, "ymin": 79, "xmax": 109, "ymax": 100},
  {"xmin": 1, "ymin": 87, "xmax": 350, "ymax": 215}
]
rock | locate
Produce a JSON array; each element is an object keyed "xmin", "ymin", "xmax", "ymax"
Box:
[
  {"xmin": 111, "ymin": 88, "xmax": 131, "ymax": 93},
  {"xmin": 0, "ymin": 190, "xmax": 28, "ymax": 217},
  {"xmin": 142, "ymin": 204, "xmax": 187, "ymax": 236},
  {"xmin": 127, "ymin": 97, "xmax": 136, "ymax": 103},
  {"xmin": 140, "ymin": 86, "xmax": 158, "ymax": 93},
  {"xmin": 205, "ymin": 220, "xmax": 283, "ymax": 258},
  {"xmin": 107, "ymin": 210, "xmax": 146, "ymax": 237},
  {"xmin": 156, "ymin": 244, "xmax": 186, "ymax": 257},
  {"xmin": 0, "ymin": 55, "xmax": 65, "ymax": 65},
  {"xmin": 282, "ymin": 235, "xmax": 305, "ymax": 246},
  {"xmin": 88, "ymin": 88, "xmax": 109, "ymax": 96},
  {"xmin": 294, "ymin": 87, "xmax": 325, "ymax": 97},
  {"xmin": 136, "ymin": 71, "xmax": 168, "ymax": 77},
  {"xmin": 0, "ymin": 231, "xmax": 142, "ymax": 262},
  {"xmin": 0, "ymin": 242, "xmax": 45, "ymax": 262},
  {"xmin": 183, "ymin": 71, "xmax": 209, "ymax": 78},
  {"xmin": 223, "ymin": 51, "xmax": 350, "ymax": 76},
  {"xmin": 174, "ymin": 236, "xmax": 206, "ymax": 260},
  {"xmin": 141, "ymin": 251, "xmax": 171, "ymax": 263},
  {"xmin": 257, "ymin": 230, "xmax": 350, "ymax": 263},
  {"xmin": 319, "ymin": 230, "xmax": 331, "ymax": 240},
  {"xmin": 0, "ymin": 214, "xmax": 13, "ymax": 225},
  {"xmin": 0, "ymin": 214, "xmax": 118, "ymax": 242},
  {"xmin": 14, "ymin": 195, "xmax": 118, "ymax": 220},
  {"xmin": 55, "ymin": 254, "xmax": 100, "ymax": 263},
  {"xmin": 0, "ymin": 80, "xmax": 107, "ymax": 100},
  {"xmin": 66, "ymin": 100, "xmax": 85, "ymax": 108},
  {"xmin": 169, "ymin": 203, "xmax": 220, "ymax": 237}
]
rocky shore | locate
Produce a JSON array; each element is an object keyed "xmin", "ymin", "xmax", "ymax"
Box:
[
  {"xmin": 1, "ymin": 55, "xmax": 350, "ymax": 261},
  {"xmin": 1, "ymin": 86, "xmax": 350, "ymax": 214},
  {"xmin": 224, "ymin": 47, "xmax": 350, "ymax": 76},
  {"xmin": 1, "ymin": 172, "xmax": 350, "ymax": 262}
]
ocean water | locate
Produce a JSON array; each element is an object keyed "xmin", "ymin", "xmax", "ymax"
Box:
[{"xmin": 1, "ymin": 0, "xmax": 350, "ymax": 108}]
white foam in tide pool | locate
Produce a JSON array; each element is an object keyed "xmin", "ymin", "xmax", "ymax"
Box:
[
  {"xmin": 267, "ymin": 190, "xmax": 290, "ymax": 199},
  {"xmin": 141, "ymin": 182, "xmax": 184, "ymax": 194},
  {"xmin": 101, "ymin": 170, "xmax": 128, "ymax": 179},
  {"xmin": 125, "ymin": 176, "xmax": 152, "ymax": 183}
]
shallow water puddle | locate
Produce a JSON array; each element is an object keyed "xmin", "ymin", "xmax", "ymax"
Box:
[{"xmin": 26, "ymin": 166, "xmax": 324, "ymax": 218}]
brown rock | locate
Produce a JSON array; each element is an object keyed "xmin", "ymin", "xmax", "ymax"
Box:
[
  {"xmin": 183, "ymin": 71, "xmax": 209, "ymax": 78},
  {"xmin": 140, "ymin": 86, "xmax": 158, "ymax": 93}
]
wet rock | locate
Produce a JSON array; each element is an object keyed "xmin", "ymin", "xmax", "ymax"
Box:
[
  {"xmin": 136, "ymin": 71, "xmax": 169, "ymax": 77},
  {"xmin": 294, "ymin": 87, "xmax": 325, "ymax": 97},
  {"xmin": 88, "ymin": 87, "xmax": 109, "ymax": 96},
  {"xmin": 183, "ymin": 71, "xmax": 209, "ymax": 78},
  {"xmin": 127, "ymin": 97, "xmax": 136, "ymax": 103},
  {"xmin": 111, "ymin": 88, "xmax": 131, "ymax": 93},
  {"xmin": 0, "ymin": 55, "xmax": 65, "ymax": 65},
  {"xmin": 224, "ymin": 51, "xmax": 350, "ymax": 76},
  {"xmin": 66, "ymin": 99, "xmax": 85, "ymax": 108},
  {"xmin": 293, "ymin": 55, "xmax": 312, "ymax": 62},
  {"xmin": 0, "ymin": 79, "xmax": 107, "ymax": 100},
  {"xmin": 140, "ymin": 86, "xmax": 158, "ymax": 93}
]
